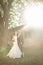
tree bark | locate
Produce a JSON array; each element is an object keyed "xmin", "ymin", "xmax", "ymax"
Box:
[{"xmin": 0, "ymin": 0, "xmax": 13, "ymax": 46}]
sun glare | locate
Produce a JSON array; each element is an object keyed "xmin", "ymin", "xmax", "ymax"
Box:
[{"xmin": 23, "ymin": 3, "xmax": 43, "ymax": 29}]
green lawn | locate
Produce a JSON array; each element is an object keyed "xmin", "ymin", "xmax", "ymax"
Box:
[{"xmin": 0, "ymin": 46, "xmax": 43, "ymax": 65}]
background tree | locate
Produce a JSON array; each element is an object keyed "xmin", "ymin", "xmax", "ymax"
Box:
[{"xmin": 0, "ymin": 0, "xmax": 43, "ymax": 46}]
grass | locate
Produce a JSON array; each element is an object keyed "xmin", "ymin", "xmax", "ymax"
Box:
[{"xmin": 0, "ymin": 45, "xmax": 43, "ymax": 65}]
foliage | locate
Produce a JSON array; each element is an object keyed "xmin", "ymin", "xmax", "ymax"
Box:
[
  {"xmin": 0, "ymin": 0, "xmax": 43, "ymax": 29},
  {"xmin": 0, "ymin": 0, "xmax": 43, "ymax": 45},
  {"xmin": 8, "ymin": 0, "xmax": 28, "ymax": 29}
]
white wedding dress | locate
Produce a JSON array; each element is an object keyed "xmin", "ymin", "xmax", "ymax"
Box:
[{"xmin": 7, "ymin": 35, "xmax": 22, "ymax": 59}]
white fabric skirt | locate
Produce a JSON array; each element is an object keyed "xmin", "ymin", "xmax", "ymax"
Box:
[{"xmin": 7, "ymin": 42, "xmax": 22, "ymax": 59}]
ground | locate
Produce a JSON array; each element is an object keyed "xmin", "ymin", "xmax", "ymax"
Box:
[
  {"xmin": 0, "ymin": 45, "xmax": 43, "ymax": 65},
  {"xmin": 0, "ymin": 34, "xmax": 43, "ymax": 65}
]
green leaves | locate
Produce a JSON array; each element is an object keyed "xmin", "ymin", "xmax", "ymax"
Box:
[
  {"xmin": 8, "ymin": 0, "xmax": 25, "ymax": 29},
  {"xmin": 3, "ymin": 0, "xmax": 8, "ymax": 4}
]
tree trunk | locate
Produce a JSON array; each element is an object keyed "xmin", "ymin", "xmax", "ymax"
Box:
[
  {"xmin": 0, "ymin": 0, "xmax": 13, "ymax": 46},
  {"xmin": 3, "ymin": 0, "xmax": 13, "ymax": 46}
]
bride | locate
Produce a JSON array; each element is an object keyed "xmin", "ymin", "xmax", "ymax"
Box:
[{"xmin": 7, "ymin": 31, "xmax": 22, "ymax": 59}]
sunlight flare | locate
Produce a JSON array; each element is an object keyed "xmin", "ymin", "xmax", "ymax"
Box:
[{"xmin": 23, "ymin": 3, "xmax": 43, "ymax": 29}]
